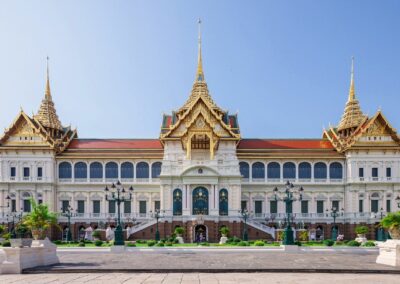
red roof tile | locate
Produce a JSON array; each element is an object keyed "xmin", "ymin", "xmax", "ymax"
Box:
[
  {"xmin": 68, "ymin": 139, "xmax": 163, "ymax": 149},
  {"xmin": 237, "ymin": 139, "xmax": 333, "ymax": 150}
]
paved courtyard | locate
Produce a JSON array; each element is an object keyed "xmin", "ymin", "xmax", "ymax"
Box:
[
  {"xmin": 0, "ymin": 272, "xmax": 399, "ymax": 284},
  {"xmin": 24, "ymin": 247, "xmax": 400, "ymax": 273}
]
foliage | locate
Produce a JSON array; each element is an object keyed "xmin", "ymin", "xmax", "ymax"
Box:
[
  {"xmin": 254, "ymin": 240, "xmax": 265, "ymax": 246},
  {"xmin": 126, "ymin": 242, "xmax": 136, "ymax": 247},
  {"xmin": 323, "ymin": 239, "xmax": 334, "ymax": 246},
  {"xmin": 219, "ymin": 226, "xmax": 230, "ymax": 236},
  {"xmin": 147, "ymin": 240, "xmax": 156, "ymax": 247},
  {"xmin": 78, "ymin": 242, "xmax": 85, "ymax": 247},
  {"xmin": 237, "ymin": 241, "xmax": 249, "ymax": 246},
  {"xmin": 347, "ymin": 240, "xmax": 361, "ymax": 247},
  {"xmin": 199, "ymin": 242, "xmax": 210, "ymax": 246},
  {"xmin": 2, "ymin": 240, "xmax": 11, "ymax": 247},
  {"xmin": 92, "ymin": 230, "xmax": 101, "ymax": 239},
  {"xmin": 156, "ymin": 242, "xmax": 165, "ymax": 247},
  {"xmin": 355, "ymin": 225, "xmax": 369, "ymax": 235},
  {"xmin": 174, "ymin": 226, "xmax": 185, "ymax": 235},
  {"xmin": 53, "ymin": 240, "xmax": 63, "ymax": 245},
  {"xmin": 380, "ymin": 212, "xmax": 400, "ymax": 230},
  {"xmin": 136, "ymin": 239, "xmax": 146, "ymax": 244},
  {"xmin": 294, "ymin": 241, "xmax": 302, "ymax": 246},
  {"xmin": 94, "ymin": 240, "xmax": 103, "ymax": 246},
  {"xmin": 22, "ymin": 198, "xmax": 59, "ymax": 239},
  {"xmin": 334, "ymin": 241, "xmax": 345, "ymax": 246},
  {"xmin": 165, "ymin": 241, "xmax": 173, "ymax": 246},
  {"xmin": 277, "ymin": 231, "xmax": 286, "ymax": 241},
  {"xmin": 226, "ymin": 236, "xmax": 242, "ymax": 244},
  {"xmin": 2, "ymin": 233, "xmax": 11, "ymax": 240},
  {"xmin": 298, "ymin": 230, "xmax": 308, "ymax": 242},
  {"xmin": 0, "ymin": 225, "xmax": 5, "ymax": 235},
  {"xmin": 362, "ymin": 241, "xmax": 376, "ymax": 247}
]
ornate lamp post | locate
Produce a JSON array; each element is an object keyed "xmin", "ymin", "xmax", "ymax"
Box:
[
  {"xmin": 327, "ymin": 207, "xmax": 343, "ymax": 241},
  {"xmin": 104, "ymin": 181, "xmax": 133, "ymax": 246},
  {"xmin": 150, "ymin": 209, "xmax": 165, "ymax": 241},
  {"xmin": 396, "ymin": 196, "xmax": 400, "ymax": 208},
  {"xmin": 239, "ymin": 209, "xmax": 250, "ymax": 241},
  {"xmin": 376, "ymin": 207, "xmax": 385, "ymax": 241},
  {"xmin": 274, "ymin": 181, "xmax": 304, "ymax": 245},
  {"xmin": 62, "ymin": 205, "xmax": 75, "ymax": 242},
  {"xmin": 7, "ymin": 208, "xmax": 23, "ymax": 238}
]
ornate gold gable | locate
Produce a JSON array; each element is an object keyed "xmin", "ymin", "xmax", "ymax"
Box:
[{"xmin": 160, "ymin": 20, "xmax": 240, "ymax": 159}]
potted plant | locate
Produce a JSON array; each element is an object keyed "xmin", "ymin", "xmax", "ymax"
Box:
[
  {"xmin": 219, "ymin": 226, "xmax": 230, "ymax": 237},
  {"xmin": 22, "ymin": 198, "xmax": 59, "ymax": 240},
  {"xmin": 355, "ymin": 225, "xmax": 368, "ymax": 238},
  {"xmin": 174, "ymin": 226, "xmax": 185, "ymax": 237},
  {"xmin": 380, "ymin": 212, "xmax": 400, "ymax": 239}
]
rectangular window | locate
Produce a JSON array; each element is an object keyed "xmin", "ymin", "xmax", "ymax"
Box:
[
  {"xmin": 254, "ymin": 201, "xmax": 262, "ymax": 214},
  {"xmin": 372, "ymin": 168, "xmax": 378, "ymax": 178},
  {"xmin": 23, "ymin": 199, "xmax": 31, "ymax": 212},
  {"xmin": 358, "ymin": 168, "xmax": 364, "ymax": 178},
  {"xmin": 386, "ymin": 168, "xmax": 391, "ymax": 178},
  {"xmin": 387, "ymin": 199, "xmax": 391, "ymax": 213},
  {"xmin": 10, "ymin": 167, "xmax": 16, "ymax": 177},
  {"xmin": 93, "ymin": 200, "xmax": 100, "ymax": 214},
  {"xmin": 286, "ymin": 202, "xmax": 292, "ymax": 214},
  {"xmin": 301, "ymin": 200, "xmax": 308, "ymax": 214},
  {"xmin": 371, "ymin": 200, "xmax": 379, "ymax": 213},
  {"xmin": 332, "ymin": 200, "xmax": 339, "ymax": 211},
  {"xmin": 270, "ymin": 200, "xmax": 277, "ymax": 214},
  {"xmin": 124, "ymin": 201, "xmax": 131, "ymax": 214},
  {"xmin": 139, "ymin": 201, "xmax": 146, "ymax": 214},
  {"xmin": 11, "ymin": 200, "xmax": 16, "ymax": 212},
  {"xmin": 241, "ymin": 201, "xmax": 247, "ymax": 211},
  {"xmin": 77, "ymin": 200, "xmax": 85, "ymax": 214},
  {"xmin": 359, "ymin": 200, "xmax": 363, "ymax": 213},
  {"xmin": 317, "ymin": 200, "xmax": 324, "ymax": 214},
  {"xmin": 23, "ymin": 167, "xmax": 30, "ymax": 177},
  {"xmin": 62, "ymin": 200, "xmax": 69, "ymax": 213},
  {"xmin": 154, "ymin": 200, "xmax": 160, "ymax": 211},
  {"xmin": 108, "ymin": 200, "xmax": 116, "ymax": 214},
  {"xmin": 37, "ymin": 167, "xmax": 43, "ymax": 178}
]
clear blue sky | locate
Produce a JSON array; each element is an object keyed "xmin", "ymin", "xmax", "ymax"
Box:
[{"xmin": 0, "ymin": 1, "xmax": 399, "ymax": 139}]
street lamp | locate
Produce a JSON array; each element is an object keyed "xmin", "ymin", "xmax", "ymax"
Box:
[
  {"xmin": 1, "ymin": 195, "xmax": 10, "ymax": 209},
  {"xmin": 6, "ymin": 208, "xmax": 23, "ymax": 238},
  {"xmin": 326, "ymin": 207, "xmax": 343, "ymax": 241},
  {"xmin": 104, "ymin": 181, "xmax": 133, "ymax": 246},
  {"xmin": 150, "ymin": 209, "xmax": 164, "ymax": 241},
  {"xmin": 239, "ymin": 209, "xmax": 250, "ymax": 241},
  {"xmin": 377, "ymin": 207, "xmax": 385, "ymax": 242},
  {"xmin": 274, "ymin": 181, "xmax": 304, "ymax": 245},
  {"xmin": 62, "ymin": 205, "xmax": 75, "ymax": 242},
  {"xmin": 396, "ymin": 196, "xmax": 400, "ymax": 208}
]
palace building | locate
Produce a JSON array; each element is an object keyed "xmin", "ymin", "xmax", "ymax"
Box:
[{"xmin": 0, "ymin": 27, "xmax": 399, "ymax": 243}]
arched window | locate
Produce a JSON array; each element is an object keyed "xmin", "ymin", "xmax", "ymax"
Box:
[
  {"xmin": 267, "ymin": 162, "xmax": 280, "ymax": 179},
  {"xmin": 105, "ymin": 162, "xmax": 118, "ymax": 179},
  {"xmin": 329, "ymin": 162, "xmax": 343, "ymax": 179},
  {"xmin": 298, "ymin": 162, "xmax": 311, "ymax": 179},
  {"xmin": 173, "ymin": 189, "xmax": 182, "ymax": 216},
  {"xmin": 283, "ymin": 162, "xmax": 296, "ymax": 179},
  {"xmin": 151, "ymin": 162, "xmax": 162, "ymax": 178},
  {"xmin": 59, "ymin": 162, "xmax": 72, "ymax": 179},
  {"xmin": 90, "ymin": 162, "xmax": 103, "ymax": 179},
  {"xmin": 192, "ymin": 187, "xmax": 209, "ymax": 215},
  {"xmin": 74, "ymin": 162, "xmax": 87, "ymax": 179},
  {"xmin": 219, "ymin": 189, "xmax": 229, "ymax": 216},
  {"xmin": 252, "ymin": 162, "xmax": 265, "ymax": 179},
  {"xmin": 121, "ymin": 162, "xmax": 134, "ymax": 179},
  {"xmin": 314, "ymin": 162, "xmax": 327, "ymax": 179},
  {"xmin": 136, "ymin": 162, "xmax": 149, "ymax": 178},
  {"xmin": 239, "ymin": 162, "xmax": 250, "ymax": 179}
]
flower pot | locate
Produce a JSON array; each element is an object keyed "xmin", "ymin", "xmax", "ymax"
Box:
[
  {"xmin": 357, "ymin": 234, "xmax": 366, "ymax": 239},
  {"xmin": 10, "ymin": 238, "xmax": 32, "ymax": 248},
  {"xmin": 31, "ymin": 229, "xmax": 45, "ymax": 240},
  {"xmin": 221, "ymin": 234, "xmax": 227, "ymax": 238},
  {"xmin": 389, "ymin": 228, "xmax": 400, "ymax": 239}
]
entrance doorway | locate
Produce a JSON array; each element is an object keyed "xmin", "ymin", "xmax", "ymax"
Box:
[{"xmin": 194, "ymin": 224, "xmax": 207, "ymax": 243}]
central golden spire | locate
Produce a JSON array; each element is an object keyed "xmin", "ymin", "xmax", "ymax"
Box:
[
  {"xmin": 196, "ymin": 18, "xmax": 204, "ymax": 82},
  {"xmin": 348, "ymin": 56, "xmax": 355, "ymax": 102}
]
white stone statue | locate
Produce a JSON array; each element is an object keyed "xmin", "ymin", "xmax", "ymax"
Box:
[
  {"xmin": 84, "ymin": 226, "xmax": 93, "ymax": 241},
  {"xmin": 106, "ymin": 226, "xmax": 115, "ymax": 241}
]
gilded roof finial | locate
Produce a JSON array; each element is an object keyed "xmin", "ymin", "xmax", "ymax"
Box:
[
  {"xmin": 195, "ymin": 18, "xmax": 204, "ymax": 82},
  {"xmin": 45, "ymin": 56, "xmax": 51, "ymax": 99},
  {"xmin": 348, "ymin": 56, "xmax": 355, "ymax": 102}
]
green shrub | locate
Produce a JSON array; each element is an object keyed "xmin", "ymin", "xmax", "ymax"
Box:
[
  {"xmin": 2, "ymin": 240, "xmax": 11, "ymax": 247},
  {"xmin": 78, "ymin": 242, "xmax": 85, "ymax": 247},
  {"xmin": 254, "ymin": 240, "xmax": 264, "ymax": 246},
  {"xmin": 381, "ymin": 212, "xmax": 400, "ymax": 234},
  {"xmin": 355, "ymin": 226, "xmax": 369, "ymax": 235},
  {"xmin": 126, "ymin": 242, "xmax": 136, "ymax": 247},
  {"xmin": 323, "ymin": 239, "xmax": 334, "ymax": 246},
  {"xmin": 92, "ymin": 230, "xmax": 101, "ymax": 239},
  {"xmin": 347, "ymin": 240, "xmax": 361, "ymax": 247},
  {"xmin": 94, "ymin": 240, "xmax": 103, "ymax": 247},
  {"xmin": 136, "ymin": 239, "xmax": 146, "ymax": 244},
  {"xmin": 53, "ymin": 240, "xmax": 63, "ymax": 245},
  {"xmin": 219, "ymin": 226, "xmax": 230, "ymax": 236},
  {"xmin": 165, "ymin": 242, "xmax": 173, "ymax": 246},
  {"xmin": 147, "ymin": 240, "xmax": 156, "ymax": 247},
  {"xmin": 362, "ymin": 241, "xmax": 376, "ymax": 247},
  {"xmin": 2, "ymin": 233, "xmax": 11, "ymax": 240},
  {"xmin": 294, "ymin": 241, "xmax": 302, "ymax": 246},
  {"xmin": 156, "ymin": 242, "xmax": 164, "ymax": 247},
  {"xmin": 0, "ymin": 225, "xmax": 5, "ymax": 235},
  {"xmin": 299, "ymin": 231, "xmax": 308, "ymax": 242},
  {"xmin": 174, "ymin": 227, "xmax": 185, "ymax": 235},
  {"xmin": 334, "ymin": 241, "xmax": 345, "ymax": 246},
  {"xmin": 199, "ymin": 242, "xmax": 210, "ymax": 246},
  {"xmin": 174, "ymin": 238, "xmax": 179, "ymax": 244},
  {"xmin": 237, "ymin": 241, "xmax": 249, "ymax": 246}
]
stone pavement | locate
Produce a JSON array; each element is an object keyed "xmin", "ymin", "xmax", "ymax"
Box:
[
  {"xmin": 24, "ymin": 247, "xmax": 400, "ymax": 273},
  {"xmin": 0, "ymin": 272, "xmax": 399, "ymax": 284}
]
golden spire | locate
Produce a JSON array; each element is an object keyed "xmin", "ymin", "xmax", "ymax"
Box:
[
  {"xmin": 337, "ymin": 57, "xmax": 366, "ymax": 134},
  {"xmin": 195, "ymin": 18, "xmax": 204, "ymax": 82},
  {"xmin": 34, "ymin": 57, "xmax": 63, "ymax": 131}
]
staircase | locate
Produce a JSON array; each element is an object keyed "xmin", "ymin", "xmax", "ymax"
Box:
[
  {"xmin": 127, "ymin": 219, "xmax": 157, "ymax": 239},
  {"xmin": 247, "ymin": 219, "xmax": 276, "ymax": 240}
]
